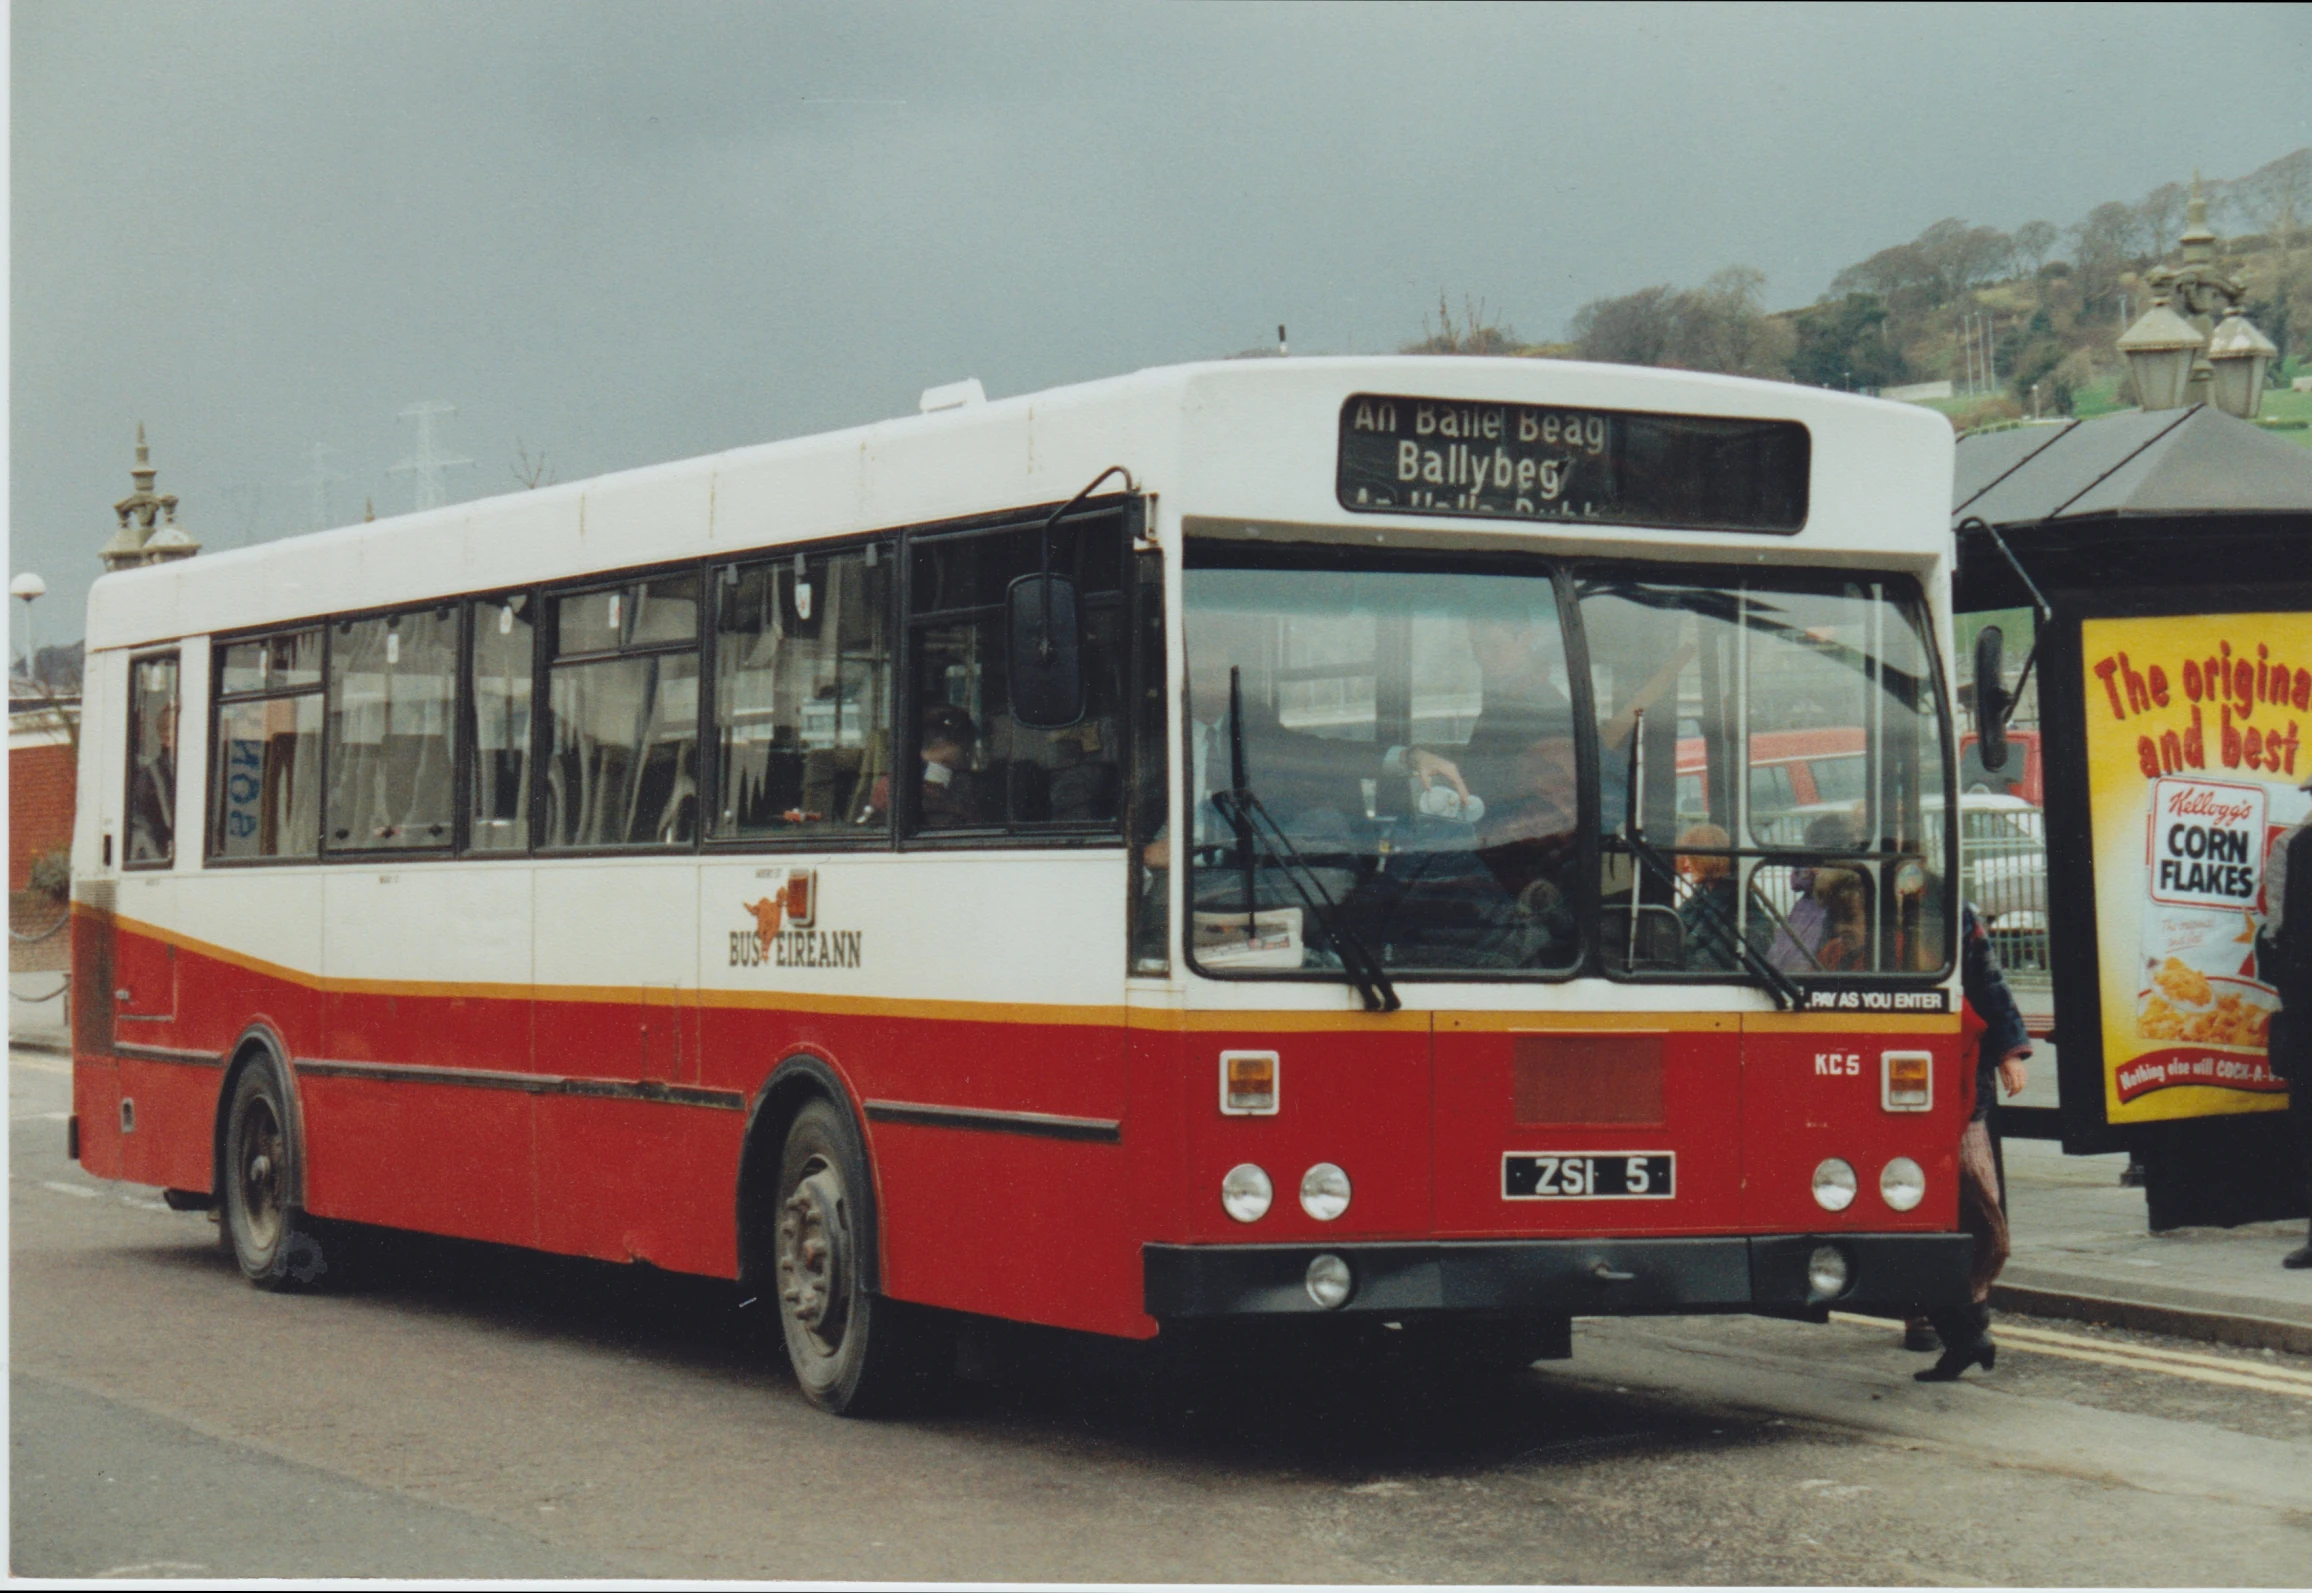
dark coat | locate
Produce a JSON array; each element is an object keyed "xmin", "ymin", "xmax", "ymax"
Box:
[
  {"xmin": 2268, "ymin": 822, "xmax": 2312, "ymax": 1083},
  {"xmin": 1961, "ymin": 903, "xmax": 2029, "ymax": 1122}
]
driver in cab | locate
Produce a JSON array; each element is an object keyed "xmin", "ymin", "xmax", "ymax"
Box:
[{"xmin": 1143, "ymin": 610, "xmax": 1468, "ymax": 871}]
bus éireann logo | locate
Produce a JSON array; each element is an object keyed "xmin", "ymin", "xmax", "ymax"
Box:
[{"xmin": 732, "ymin": 869, "xmax": 862, "ymax": 970}]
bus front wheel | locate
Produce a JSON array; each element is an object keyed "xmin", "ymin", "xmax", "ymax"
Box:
[
  {"xmin": 773, "ymin": 1097, "xmax": 951, "ymax": 1416},
  {"xmin": 221, "ymin": 1060, "xmax": 330, "ymax": 1291}
]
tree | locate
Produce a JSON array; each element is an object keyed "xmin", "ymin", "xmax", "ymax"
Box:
[
  {"xmin": 1789, "ymin": 293, "xmax": 1908, "ymax": 390},
  {"xmin": 2012, "ymin": 219, "xmax": 2060, "ymax": 275},
  {"xmin": 2069, "ymin": 200, "xmax": 2146, "ymax": 309},
  {"xmin": 1568, "ymin": 284, "xmax": 1678, "ymax": 366},
  {"xmin": 1914, "ymin": 218, "xmax": 2013, "ymax": 298},
  {"xmin": 511, "ymin": 438, "xmax": 556, "ymax": 490},
  {"xmin": 1664, "ymin": 267, "xmax": 1790, "ymax": 376},
  {"xmin": 1401, "ymin": 291, "xmax": 1520, "ymax": 356},
  {"xmin": 2003, "ymin": 307, "xmax": 2073, "ymax": 412},
  {"xmin": 1830, "ymin": 241, "xmax": 1932, "ymax": 303},
  {"xmin": 2137, "ymin": 182, "xmax": 2189, "ymax": 259},
  {"xmin": 2229, "ymin": 147, "xmax": 2311, "ymax": 361}
]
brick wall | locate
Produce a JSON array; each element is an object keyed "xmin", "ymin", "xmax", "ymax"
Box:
[{"xmin": 10, "ymin": 741, "xmax": 76, "ymax": 891}]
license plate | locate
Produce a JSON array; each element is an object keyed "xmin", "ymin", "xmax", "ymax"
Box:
[{"xmin": 1503, "ymin": 1152, "xmax": 1675, "ymax": 1200}]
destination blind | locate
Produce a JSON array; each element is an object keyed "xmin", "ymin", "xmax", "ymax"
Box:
[{"xmin": 1336, "ymin": 393, "xmax": 1809, "ymax": 533}]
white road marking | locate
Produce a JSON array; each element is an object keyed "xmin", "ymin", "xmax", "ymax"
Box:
[
  {"xmin": 1996, "ymin": 1321, "xmax": 2312, "ymax": 1387},
  {"xmin": 41, "ymin": 1181, "xmax": 98, "ymax": 1199},
  {"xmin": 10, "ymin": 1054, "xmax": 74, "ymax": 1075},
  {"xmin": 1833, "ymin": 1310, "xmax": 2312, "ymax": 1398},
  {"xmin": 1996, "ymin": 1334, "xmax": 2312, "ymax": 1399},
  {"xmin": 1797, "ymin": 1478, "xmax": 1872, "ymax": 1498},
  {"xmin": 121, "ymin": 1195, "xmax": 173, "ymax": 1212},
  {"xmin": 10, "ymin": 1110, "xmax": 72, "ymax": 1122},
  {"xmin": 93, "ymin": 1563, "xmax": 210, "ymax": 1578}
]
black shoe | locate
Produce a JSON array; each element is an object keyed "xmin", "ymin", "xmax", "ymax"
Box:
[
  {"xmin": 1914, "ymin": 1336, "xmax": 1995, "ymax": 1381},
  {"xmin": 2284, "ymin": 1244, "xmax": 2312, "ymax": 1271},
  {"xmin": 1902, "ymin": 1318, "xmax": 1940, "ymax": 1352}
]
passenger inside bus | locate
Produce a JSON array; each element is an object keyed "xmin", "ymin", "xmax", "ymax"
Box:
[
  {"xmin": 1674, "ymin": 822, "xmax": 1741, "ymax": 970},
  {"xmin": 1767, "ymin": 811, "xmax": 1871, "ymax": 971},
  {"xmin": 916, "ymin": 703, "xmax": 993, "ymax": 829}
]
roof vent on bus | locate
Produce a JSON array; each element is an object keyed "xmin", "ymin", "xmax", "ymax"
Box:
[{"xmin": 919, "ymin": 378, "xmax": 987, "ymax": 413}]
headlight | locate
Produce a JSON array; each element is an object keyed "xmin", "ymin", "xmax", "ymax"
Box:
[
  {"xmin": 1305, "ymin": 1253, "xmax": 1354, "ymax": 1309},
  {"xmin": 1221, "ymin": 1162, "xmax": 1273, "ymax": 1223},
  {"xmin": 1880, "ymin": 1156, "xmax": 1926, "ymax": 1212},
  {"xmin": 1811, "ymin": 1157, "xmax": 1858, "ymax": 1212},
  {"xmin": 1299, "ymin": 1162, "xmax": 1352, "ymax": 1222},
  {"xmin": 1807, "ymin": 1243, "xmax": 1851, "ymax": 1299}
]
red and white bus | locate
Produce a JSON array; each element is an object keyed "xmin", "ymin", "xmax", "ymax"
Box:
[{"xmin": 70, "ymin": 357, "xmax": 1969, "ymax": 1414}]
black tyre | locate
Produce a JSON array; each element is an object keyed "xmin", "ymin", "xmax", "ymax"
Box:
[
  {"xmin": 221, "ymin": 1059, "xmax": 331, "ymax": 1291},
  {"xmin": 773, "ymin": 1097, "xmax": 952, "ymax": 1416}
]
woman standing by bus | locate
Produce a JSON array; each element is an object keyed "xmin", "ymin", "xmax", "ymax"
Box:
[{"xmin": 1916, "ymin": 902, "xmax": 2033, "ymax": 1380}]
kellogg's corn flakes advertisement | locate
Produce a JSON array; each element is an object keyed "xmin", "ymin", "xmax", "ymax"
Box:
[{"xmin": 2082, "ymin": 613, "xmax": 2312, "ymax": 1124}]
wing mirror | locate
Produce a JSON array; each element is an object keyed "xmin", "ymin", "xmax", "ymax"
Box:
[
  {"xmin": 1973, "ymin": 625, "xmax": 2011, "ymax": 773},
  {"xmin": 1007, "ymin": 464, "xmax": 1135, "ymax": 731},
  {"xmin": 1008, "ymin": 570, "xmax": 1085, "ymax": 730}
]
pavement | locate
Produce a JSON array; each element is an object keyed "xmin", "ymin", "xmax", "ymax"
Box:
[{"xmin": 14, "ymin": 968, "xmax": 2310, "ymax": 1354}]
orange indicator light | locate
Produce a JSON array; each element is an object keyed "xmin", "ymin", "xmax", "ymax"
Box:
[
  {"xmin": 1882, "ymin": 1050, "xmax": 1933, "ymax": 1112},
  {"xmin": 1221, "ymin": 1050, "xmax": 1279, "ymax": 1115}
]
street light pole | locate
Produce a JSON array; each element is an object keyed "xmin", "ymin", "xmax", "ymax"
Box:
[{"xmin": 10, "ymin": 572, "xmax": 46, "ymax": 685}]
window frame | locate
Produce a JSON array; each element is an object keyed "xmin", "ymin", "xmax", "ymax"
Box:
[
  {"xmin": 702, "ymin": 533, "xmax": 901, "ymax": 855},
  {"xmin": 1171, "ymin": 542, "xmax": 1956, "ymax": 990},
  {"xmin": 460, "ymin": 585, "xmax": 542, "ymax": 858},
  {"xmin": 206, "ymin": 623, "xmax": 329, "ymax": 867},
  {"xmin": 319, "ymin": 600, "xmax": 465, "ymax": 860},
  {"xmin": 896, "ymin": 497, "xmax": 1139, "ymax": 851},
  {"xmin": 1176, "ymin": 541, "xmax": 1593, "ymax": 987},
  {"xmin": 122, "ymin": 648, "xmax": 181, "ymax": 872},
  {"xmin": 1570, "ymin": 558, "xmax": 1958, "ymax": 989},
  {"xmin": 195, "ymin": 494, "xmax": 1149, "ymax": 867},
  {"xmin": 535, "ymin": 565, "xmax": 709, "ymax": 857}
]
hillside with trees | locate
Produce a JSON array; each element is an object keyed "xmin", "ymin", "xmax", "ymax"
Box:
[{"xmin": 1412, "ymin": 146, "xmax": 2310, "ymax": 431}]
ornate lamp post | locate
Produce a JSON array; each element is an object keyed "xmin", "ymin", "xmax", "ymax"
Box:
[
  {"xmin": 2208, "ymin": 307, "xmax": 2279, "ymax": 420},
  {"xmin": 2116, "ymin": 299, "xmax": 2205, "ymax": 412},
  {"xmin": 2117, "ymin": 176, "xmax": 2277, "ymax": 419}
]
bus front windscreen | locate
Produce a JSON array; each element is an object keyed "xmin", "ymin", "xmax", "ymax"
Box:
[{"xmin": 1180, "ymin": 556, "xmax": 1951, "ymax": 984}]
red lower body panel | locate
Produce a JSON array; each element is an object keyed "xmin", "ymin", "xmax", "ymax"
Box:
[{"xmin": 74, "ymin": 916, "xmax": 1964, "ymax": 1345}]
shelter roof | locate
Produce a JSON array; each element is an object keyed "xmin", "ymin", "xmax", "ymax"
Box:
[{"xmin": 1952, "ymin": 405, "xmax": 2312, "ymax": 527}]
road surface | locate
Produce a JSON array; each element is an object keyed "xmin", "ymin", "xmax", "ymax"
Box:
[{"xmin": 12, "ymin": 1047, "xmax": 2312, "ymax": 1582}]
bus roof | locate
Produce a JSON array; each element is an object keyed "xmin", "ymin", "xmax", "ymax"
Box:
[{"xmin": 85, "ymin": 357, "xmax": 1954, "ymax": 651}]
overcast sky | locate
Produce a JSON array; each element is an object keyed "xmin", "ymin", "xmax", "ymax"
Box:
[{"xmin": 11, "ymin": 1, "xmax": 2312, "ymax": 641}]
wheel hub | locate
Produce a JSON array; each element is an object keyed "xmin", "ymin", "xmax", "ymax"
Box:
[
  {"xmin": 239, "ymin": 1103, "xmax": 284, "ymax": 1251},
  {"xmin": 777, "ymin": 1166, "xmax": 849, "ymax": 1350}
]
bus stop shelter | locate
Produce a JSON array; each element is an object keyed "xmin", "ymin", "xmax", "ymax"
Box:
[{"xmin": 1952, "ymin": 404, "xmax": 2312, "ymax": 1230}]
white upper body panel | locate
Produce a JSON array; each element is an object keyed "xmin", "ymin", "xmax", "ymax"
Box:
[{"xmin": 83, "ymin": 358, "xmax": 1954, "ymax": 652}]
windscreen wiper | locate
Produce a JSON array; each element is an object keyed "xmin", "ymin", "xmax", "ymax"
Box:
[
  {"xmin": 1209, "ymin": 667, "xmax": 1402, "ymax": 1014},
  {"xmin": 1619, "ymin": 715, "xmax": 1802, "ymax": 1012}
]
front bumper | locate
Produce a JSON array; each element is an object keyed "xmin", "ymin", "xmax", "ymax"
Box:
[{"xmin": 1145, "ymin": 1233, "xmax": 1971, "ymax": 1320}]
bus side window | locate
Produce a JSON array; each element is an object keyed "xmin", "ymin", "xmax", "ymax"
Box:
[
  {"xmin": 210, "ymin": 628, "xmax": 324, "ymax": 860},
  {"xmin": 124, "ymin": 652, "xmax": 179, "ymax": 868},
  {"xmin": 905, "ymin": 514, "xmax": 1128, "ymax": 836},
  {"xmin": 542, "ymin": 572, "xmax": 703, "ymax": 850},
  {"xmin": 468, "ymin": 594, "xmax": 535, "ymax": 852},
  {"xmin": 325, "ymin": 607, "xmax": 458, "ymax": 851},
  {"xmin": 713, "ymin": 545, "xmax": 894, "ymax": 839}
]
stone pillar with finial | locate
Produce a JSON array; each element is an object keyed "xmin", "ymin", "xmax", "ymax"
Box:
[{"xmin": 100, "ymin": 425, "xmax": 202, "ymax": 571}]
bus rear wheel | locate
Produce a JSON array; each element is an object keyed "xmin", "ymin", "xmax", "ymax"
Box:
[
  {"xmin": 773, "ymin": 1097, "xmax": 951, "ymax": 1416},
  {"xmin": 222, "ymin": 1061, "xmax": 330, "ymax": 1291}
]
